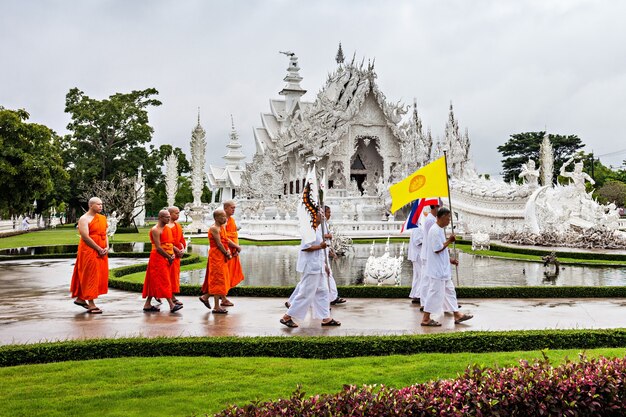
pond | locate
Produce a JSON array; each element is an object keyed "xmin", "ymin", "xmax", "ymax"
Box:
[{"xmin": 183, "ymin": 242, "xmax": 626, "ymax": 288}]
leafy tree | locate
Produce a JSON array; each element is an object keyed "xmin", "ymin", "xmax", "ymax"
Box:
[
  {"xmin": 62, "ymin": 88, "xmax": 161, "ymax": 220},
  {"xmin": 0, "ymin": 107, "xmax": 68, "ymax": 220},
  {"xmin": 595, "ymin": 180, "xmax": 626, "ymax": 207},
  {"xmin": 497, "ymin": 132, "xmax": 584, "ymax": 183},
  {"xmin": 63, "ymin": 88, "xmax": 161, "ymax": 181}
]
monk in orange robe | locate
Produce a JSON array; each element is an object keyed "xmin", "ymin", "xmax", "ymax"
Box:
[
  {"xmin": 199, "ymin": 209, "xmax": 231, "ymax": 314},
  {"xmin": 167, "ymin": 206, "xmax": 186, "ymax": 306},
  {"xmin": 142, "ymin": 210, "xmax": 182, "ymax": 313},
  {"xmin": 221, "ymin": 200, "xmax": 243, "ymax": 307},
  {"xmin": 70, "ymin": 197, "xmax": 109, "ymax": 314}
]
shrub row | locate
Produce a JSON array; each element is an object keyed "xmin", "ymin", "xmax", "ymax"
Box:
[
  {"xmin": 215, "ymin": 354, "xmax": 626, "ymax": 417},
  {"xmin": 110, "ymin": 254, "xmax": 200, "ymax": 278},
  {"xmin": 487, "ymin": 242, "xmax": 626, "ymax": 262},
  {"xmin": 2, "ymin": 329, "xmax": 626, "ymax": 368}
]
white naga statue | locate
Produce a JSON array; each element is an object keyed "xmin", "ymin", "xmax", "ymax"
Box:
[
  {"xmin": 560, "ymin": 157, "xmax": 595, "ymax": 192},
  {"xmin": 519, "ymin": 159, "xmax": 540, "ymax": 187}
]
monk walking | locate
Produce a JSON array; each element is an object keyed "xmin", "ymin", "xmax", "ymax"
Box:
[
  {"xmin": 70, "ymin": 197, "xmax": 109, "ymax": 314},
  {"xmin": 221, "ymin": 200, "xmax": 243, "ymax": 307},
  {"xmin": 199, "ymin": 209, "xmax": 231, "ymax": 314},
  {"xmin": 167, "ymin": 206, "xmax": 186, "ymax": 306},
  {"xmin": 142, "ymin": 210, "xmax": 183, "ymax": 313}
]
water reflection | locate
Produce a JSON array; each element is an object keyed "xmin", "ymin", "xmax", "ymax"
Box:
[{"xmin": 183, "ymin": 243, "xmax": 626, "ymax": 287}]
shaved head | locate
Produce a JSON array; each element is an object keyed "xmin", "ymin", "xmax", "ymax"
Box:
[
  {"xmin": 88, "ymin": 197, "xmax": 102, "ymax": 206},
  {"xmin": 223, "ymin": 200, "xmax": 236, "ymax": 209},
  {"xmin": 167, "ymin": 206, "xmax": 180, "ymax": 214},
  {"xmin": 158, "ymin": 209, "xmax": 170, "ymax": 219}
]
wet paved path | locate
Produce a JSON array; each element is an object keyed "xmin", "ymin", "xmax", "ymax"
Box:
[{"xmin": 2, "ymin": 259, "xmax": 626, "ymax": 345}]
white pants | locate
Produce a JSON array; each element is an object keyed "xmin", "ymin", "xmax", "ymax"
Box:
[
  {"xmin": 287, "ymin": 271, "xmax": 330, "ymax": 321},
  {"xmin": 289, "ymin": 273, "xmax": 337, "ymax": 303},
  {"xmin": 409, "ymin": 260, "xmax": 421, "ymax": 299},
  {"xmin": 423, "ymin": 276, "xmax": 459, "ymax": 314},
  {"xmin": 418, "ymin": 260, "xmax": 430, "ymax": 305}
]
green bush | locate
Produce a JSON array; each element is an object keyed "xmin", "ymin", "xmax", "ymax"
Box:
[{"xmin": 2, "ymin": 329, "xmax": 626, "ymax": 367}]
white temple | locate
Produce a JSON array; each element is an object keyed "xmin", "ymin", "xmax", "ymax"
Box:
[{"xmin": 207, "ymin": 116, "xmax": 246, "ymax": 203}]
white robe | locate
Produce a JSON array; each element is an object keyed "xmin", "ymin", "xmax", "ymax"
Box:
[
  {"xmin": 408, "ymin": 226, "xmax": 423, "ymax": 298},
  {"xmin": 423, "ymin": 223, "xmax": 459, "ymax": 314}
]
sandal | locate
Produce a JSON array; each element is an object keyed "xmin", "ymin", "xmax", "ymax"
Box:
[
  {"xmin": 330, "ymin": 298, "xmax": 346, "ymax": 305},
  {"xmin": 170, "ymin": 304, "xmax": 184, "ymax": 313},
  {"xmin": 284, "ymin": 301, "xmax": 291, "ymax": 308},
  {"xmin": 86, "ymin": 308, "xmax": 102, "ymax": 314},
  {"xmin": 143, "ymin": 305, "xmax": 160, "ymax": 312},
  {"xmin": 280, "ymin": 318, "xmax": 298, "ymax": 328},
  {"xmin": 172, "ymin": 299, "xmax": 183, "ymax": 306},
  {"xmin": 212, "ymin": 308, "xmax": 228, "ymax": 314},
  {"xmin": 420, "ymin": 319, "xmax": 441, "ymax": 327},
  {"xmin": 321, "ymin": 318, "xmax": 341, "ymax": 326},
  {"xmin": 454, "ymin": 314, "xmax": 473, "ymax": 324},
  {"xmin": 220, "ymin": 301, "xmax": 234, "ymax": 307},
  {"xmin": 74, "ymin": 301, "xmax": 89, "ymax": 309},
  {"xmin": 198, "ymin": 297, "xmax": 211, "ymax": 310}
]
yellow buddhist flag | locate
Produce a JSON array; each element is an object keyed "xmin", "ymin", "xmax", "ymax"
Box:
[{"xmin": 389, "ymin": 157, "xmax": 449, "ymax": 213}]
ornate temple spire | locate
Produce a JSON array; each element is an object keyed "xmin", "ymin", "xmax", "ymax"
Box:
[
  {"xmin": 190, "ymin": 113, "xmax": 206, "ymax": 206},
  {"xmin": 278, "ymin": 51, "xmax": 307, "ymax": 116},
  {"xmin": 223, "ymin": 115, "xmax": 246, "ymax": 170},
  {"xmin": 336, "ymin": 42, "xmax": 345, "ymax": 64}
]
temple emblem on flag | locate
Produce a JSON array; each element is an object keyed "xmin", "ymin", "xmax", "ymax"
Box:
[{"xmin": 409, "ymin": 175, "xmax": 426, "ymax": 192}]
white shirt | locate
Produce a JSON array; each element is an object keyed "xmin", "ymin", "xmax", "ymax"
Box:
[
  {"xmin": 407, "ymin": 226, "xmax": 423, "ymax": 262},
  {"xmin": 425, "ymin": 223, "xmax": 451, "ymax": 280},
  {"xmin": 296, "ymin": 225, "xmax": 325, "ymax": 274},
  {"xmin": 419, "ymin": 214, "xmax": 436, "ymax": 262}
]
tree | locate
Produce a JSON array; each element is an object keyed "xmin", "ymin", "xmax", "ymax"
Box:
[
  {"xmin": 0, "ymin": 107, "xmax": 68, "ymax": 220},
  {"xmin": 596, "ymin": 180, "xmax": 626, "ymax": 207},
  {"xmin": 64, "ymin": 88, "xmax": 162, "ymax": 181},
  {"xmin": 497, "ymin": 132, "xmax": 584, "ymax": 183},
  {"xmin": 61, "ymin": 88, "xmax": 161, "ymax": 221},
  {"xmin": 79, "ymin": 173, "xmax": 144, "ymax": 227}
]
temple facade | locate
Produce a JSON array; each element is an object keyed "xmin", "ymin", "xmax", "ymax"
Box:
[
  {"xmin": 207, "ymin": 116, "xmax": 246, "ymax": 203},
  {"xmin": 239, "ymin": 46, "xmax": 473, "ymax": 214}
]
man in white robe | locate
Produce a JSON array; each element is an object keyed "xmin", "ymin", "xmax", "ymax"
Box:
[
  {"xmin": 280, "ymin": 210, "xmax": 341, "ymax": 328},
  {"xmin": 418, "ymin": 204, "xmax": 439, "ymax": 309},
  {"xmin": 407, "ymin": 223, "xmax": 423, "ymax": 304},
  {"xmin": 421, "ymin": 207, "xmax": 473, "ymax": 327}
]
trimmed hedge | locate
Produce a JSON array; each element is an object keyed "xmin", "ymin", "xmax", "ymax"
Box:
[
  {"xmin": 486, "ymin": 242, "xmax": 626, "ymax": 262},
  {"xmin": 0, "ymin": 251, "xmax": 152, "ymax": 261},
  {"xmin": 2, "ymin": 329, "xmax": 626, "ymax": 367}
]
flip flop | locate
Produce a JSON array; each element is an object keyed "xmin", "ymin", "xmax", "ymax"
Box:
[
  {"xmin": 220, "ymin": 301, "xmax": 234, "ymax": 307},
  {"xmin": 173, "ymin": 299, "xmax": 183, "ymax": 306},
  {"xmin": 330, "ymin": 298, "xmax": 346, "ymax": 305},
  {"xmin": 284, "ymin": 301, "xmax": 291, "ymax": 308},
  {"xmin": 421, "ymin": 319, "xmax": 441, "ymax": 327},
  {"xmin": 170, "ymin": 304, "xmax": 184, "ymax": 313},
  {"xmin": 454, "ymin": 314, "xmax": 473, "ymax": 324},
  {"xmin": 321, "ymin": 318, "xmax": 341, "ymax": 326},
  {"xmin": 143, "ymin": 305, "xmax": 160, "ymax": 312},
  {"xmin": 198, "ymin": 297, "xmax": 211, "ymax": 310},
  {"xmin": 212, "ymin": 309, "xmax": 228, "ymax": 314},
  {"xmin": 74, "ymin": 301, "xmax": 89, "ymax": 309},
  {"xmin": 86, "ymin": 308, "xmax": 102, "ymax": 314},
  {"xmin": 280, "ymin": 318, "xmax": 298, "ymax": 328}
]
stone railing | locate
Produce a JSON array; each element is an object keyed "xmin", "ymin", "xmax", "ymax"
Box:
[
  {"xmin": 239, "ymin": 219, "xmax": 405, "ymax": 239},
  {"xmin": 618, "ymin": 218, "xmax": 626, "ymax": 231}
]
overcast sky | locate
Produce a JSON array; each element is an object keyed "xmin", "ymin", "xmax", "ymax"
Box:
[{"xmin": 2, "ymin": 0, "xmax": 626, "ymax": 178}]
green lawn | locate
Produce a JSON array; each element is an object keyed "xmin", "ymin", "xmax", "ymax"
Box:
[
  {"xmin": 0, "ymin": 348, "xmax": 624, "ymax": 416},
  {"xmin": 0, "ymin": 227, "xmax": 153, "ymax": 249}
]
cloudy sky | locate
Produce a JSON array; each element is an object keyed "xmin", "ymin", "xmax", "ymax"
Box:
[{"xmin": 2, "ymin": 0, "xmax": 626, "ymax": 177}]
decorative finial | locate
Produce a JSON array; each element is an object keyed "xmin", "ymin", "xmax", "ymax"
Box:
[
  {"xmin": 336, "ymin": 42, "xmax": 345, "ymax": 64},
  {"xmin": 231, "ymin": 114, "xmax": 235, "ymax": 131},
  {"xmin": 197, "ymin": 107, "xmax": 200, "ymax": 125}
]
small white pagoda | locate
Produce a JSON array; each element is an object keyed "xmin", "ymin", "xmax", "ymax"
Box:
[{"xmin": 207, "ymin": 116, "xmax": 246, "ymax": 203}]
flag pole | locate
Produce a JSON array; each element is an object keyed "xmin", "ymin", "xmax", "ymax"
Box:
[{"xmin": 442, "ymin": 150, "xmax": 459, "ymax": 286}]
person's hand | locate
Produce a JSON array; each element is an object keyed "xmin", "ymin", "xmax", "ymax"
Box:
[
  {"xmin": 225, "ymin": 252, "xmax": 233, "ymax": 261},
  {"xmin": 325, "ymin": 265, "xmax": 331, "ymax": 276},
  {"xmin": 320, "ymin": 242, "xmax": 327, "ymax": 250},
  {"xmin": 324, "ymin": 233, "xmax": 332, "ymax": 239},
  {"xmin": 447, "ymin": 234, "xmax": 456, "ymax": 243},
  {"xmin": 450, "ymin": 258, "xmax": 459, "ymax": 266},
  {"xmin": 98, "ymin": 247, "xmax": 108, "ymax": 256}
]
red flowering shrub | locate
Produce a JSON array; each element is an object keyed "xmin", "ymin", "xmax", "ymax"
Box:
[{"xmin": 214, "ymin": 354, "xmax": 626, "ymax": 416}]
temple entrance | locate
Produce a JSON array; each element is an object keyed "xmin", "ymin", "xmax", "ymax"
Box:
[{"xmin": 350, "ymin": 136, "xmax": 383, "ymax": 196}]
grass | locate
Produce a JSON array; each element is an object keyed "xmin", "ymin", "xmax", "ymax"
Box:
[
  {"xmin": 0, "ymin": 348, "xmax": 624, "ymax": 416},
  {"xmin": 0, "ymin": 227, "xmax": 153, "ymax": 249}
]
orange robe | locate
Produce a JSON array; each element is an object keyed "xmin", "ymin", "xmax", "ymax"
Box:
[
  {"xmin": 70, "ymin": 213, "xmax": 109, "ymax": 300},
  {"xmin": 142, "ymin": 226, "xmax": 174, "ymax": 299},
  {"xmin": 168, "ymin": 222, "xmax": 186, "ymax": 294},
  {"xmin": 201, "ymin": 226, "xmax": 230, "ymax": 296},
  {"xmin": 225, "ymin": 216, "xmax": 245, "ymax": 287}
]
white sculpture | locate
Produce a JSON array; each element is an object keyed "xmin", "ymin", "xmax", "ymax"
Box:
[
  {"xmin": 185, "ymin": 113, "xmax": 211, "ymax": 233},
  {"xmin": 471, "ymin": 232, "xmax": 490, "ymax": 251},
  {"xmin": 363, "ymin": 238, "xmax": 404, "ymax": 286},
  {"xmin": 560, "ymin": 157, "xmax": 595, "ymax": 192},
  {"xmin": 133, "ymin": 166, "xmax": 146, "ymax": 227},
  {"xmin": 107, "ymin": 211, "xmax": 120, "ymax": 239},
  {"xmin": 539, "ymin": 133, "xmax": 554, "ymax": 186},
  {"xmin": 165, "ymin": 152, "xmax": 178, "ymax": 207},
  {"xmin": 519, "ymin": 159, "xmax": 540, "ymax": 187}
]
